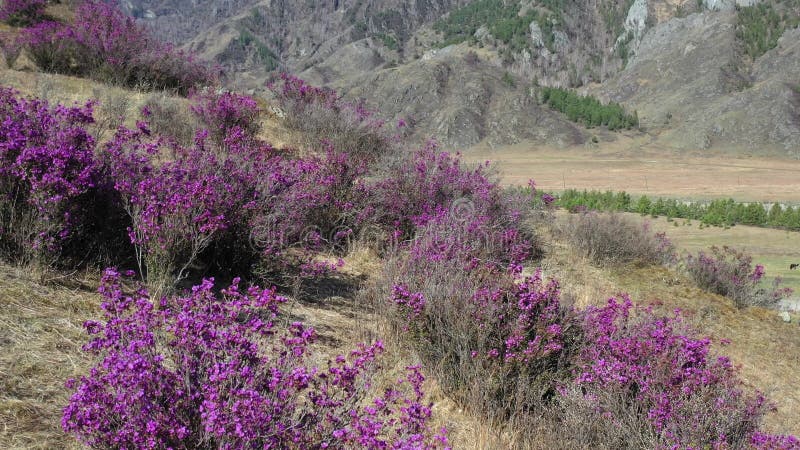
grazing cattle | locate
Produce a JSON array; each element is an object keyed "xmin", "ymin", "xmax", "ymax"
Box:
[{"xmin": 791, "ymin": 263, "xmax": 799, "ymax": 270}]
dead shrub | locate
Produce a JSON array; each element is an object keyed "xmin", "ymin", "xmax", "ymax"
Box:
[{"xmin": 562, "ymin": 212, "xmax": 675, "ymax": 266}]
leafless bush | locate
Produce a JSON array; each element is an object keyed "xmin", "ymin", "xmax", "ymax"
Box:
[
  {"xmin": 562, "ymin": 212, "xmax": 675, "ymax": 266},
  {"xmin": 142, "ymin": 92, "xmax": 198, "ymax": 145},
  {"xmin": 91, "ymin": 89, "xmax": 130, "ymax": 141},
  {"xmin": 284, "ymin": 100, "xmax": 393, "ymax": 162}
]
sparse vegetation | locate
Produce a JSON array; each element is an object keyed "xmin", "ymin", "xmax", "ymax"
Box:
[
  {"xmin": 540, "ymin": 87, "xmax": 639, "ymax": 130},
  {"xmin": 234, "ymin": 28, "xmax": 280, "ymax": 71},
  {"xmin": 433, "ymin": 0, "xmax": 560, "ymax": 53},
  {"xmin": 375, "ymin": 32, "xmax": 399, "ymax": 50}
]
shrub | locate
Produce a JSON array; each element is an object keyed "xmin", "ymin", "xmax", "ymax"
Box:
[
  {"xmin": 0, "ymin": 0, "xmax": 46, "ymax": 26},
  {"xmin": 19, "ymin": 1, "xmax": 216, "ymax": 93},
  {"xmin": 104, "ymin": 116, "xmax": 367, "ymax": 293},
  {"xmin": 269, "ymin": 74, "xmax": 392, "ymax": 163},
  {"xmin": 102, "ymin": 125, "xmax": 254, "ymax": 293},
  {"xmin": 368, "ymin": 260, "xmax": 579, "ymax": 429},
  {"xmin": 190, "ymin": 89, "xmax": 260, "ymax": 143},
  {"xmin": 566, "ymin": 296, "xmax": 773, "ymax": 448},
  {"xmin": 361, "ymin": 142, "xmax": 534, "ymax": 251},
  {"xmin": 140, "ymin": 94, "xmax": 198, "ymax": 145},
  {"xmin": 562, "ymin": 212, "xmax": 675, "ymax": 265},
  {"xmin": 684, "ymin": 246, "xmax": 793, "ymax": 309},
  {"xmin": 0, "ymin": 87, "xmax": 99, "ymax": 264},
  {"xmin": 63, "ymin": 269, "xmax": 449, "ymax": 449}
]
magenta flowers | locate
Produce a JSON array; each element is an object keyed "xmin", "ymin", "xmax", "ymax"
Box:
[{"xmin": 63, "ymin": 269, "xmax": 449, "ymax": 449}]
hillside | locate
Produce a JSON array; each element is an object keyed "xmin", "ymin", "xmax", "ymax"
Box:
[
  {"xmin": 122, "ymin": 0, "xmax": 800, "ymax": 154},
  {"xmin": 2, "ymin": 0, "xmax": 800, "ymax": 448}
]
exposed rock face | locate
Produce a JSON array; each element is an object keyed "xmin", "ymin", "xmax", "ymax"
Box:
[
  {"xmin": 334, "ymin": 51, "xmax": 589, "ymax": 149},
  {"xmin": 596, "ymin": 13, "xmax": 800, "ymax": 155},
  {"xmin": 703, "ymin": 0, "xmax": 760, "ymax": 11}
]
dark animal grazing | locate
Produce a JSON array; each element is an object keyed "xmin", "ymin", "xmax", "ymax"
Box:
[{"xmin": 791, "ymin": 263, "xmax": 799, "ymax": 270}]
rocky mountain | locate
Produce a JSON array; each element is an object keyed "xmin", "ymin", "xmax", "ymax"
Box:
[
  {"xmin": 124, "ymin": 0, "xmax": 800, "ymax": 154},
  {"xmin": 594, "ymin": 10, "xmax": 800, "ymax": 154}
]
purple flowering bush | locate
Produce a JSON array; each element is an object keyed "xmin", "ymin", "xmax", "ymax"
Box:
[
  {"xmin": 0, "ymin": 87, "xmax": 99, "ymax": 263},
  {"xmin": 566, "ymin": 296, "xmax": 772, "ymax": 448},
  {"xmin": 190, "ymin": 89, "xmax": 260, "ymax": 143},
  {"xmin": 0, "ymin": 0, "xmax": 46, "ymax": 26},
  {"xmin": 62, "ymin": 268, "xmax": 449, "ymax": 449},
  {"xmin": 101, "ymin": 123, "xmax": 277, "ymax": 293},
  {"xmin": 684, "ymin": 246, "xmax": 793, "ymax": 309},
  {"xmin": 102, "ymin": 114, "xmax": 368, "ymax": 293},
  {"xmin": 362, "ymin": 141, "xmax": 535, "ymax": 259},
  {"xmin": 19, "ymin": 1, "xmax": 216, "ymax": 93}
]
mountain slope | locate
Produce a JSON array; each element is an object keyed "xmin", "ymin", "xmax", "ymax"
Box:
[
  {"xmin": 124, "ymin": 0, "xmax": 800, "ymax": 154},
  {"xmin": 594, "ymin": 11, "xmax": 800, "ymax": 155}
]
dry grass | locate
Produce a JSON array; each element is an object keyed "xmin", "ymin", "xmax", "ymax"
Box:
[
  {"xmin": 0, "ymin": 265, "xmax": 98, "ymax": 449},
  {"xmin": 466, "ymin": 140, "xmax": 800, "ymax": 202}
]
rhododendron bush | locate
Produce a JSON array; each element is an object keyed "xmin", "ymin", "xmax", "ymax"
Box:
[
  {"xmin": 0, "ymin": 0, "xmax": 46, "ymax": 26},
  {"xmin": 62, "ymin": 269, "xmax": 449, "ymax": 449},
  {"xmin": 0, "ymin": 87, "xmax": 99, "ymax": 263},
  {"xmin": 270, "ymin": 74, "xmax": 393, "ymax": 163},
  {"xmin": 19, "ymin": 1, "xmax": 216, "ymax": 92},
  {"xmin": 190, "ymin": 89, "xmax": 261, "ymax": 142},
  {"xmin": 685, "ymin": 245, "xmax": 793, "ymax": 309},
  {"xmin": 568, "ymin": 296, "xmax": 772, "ymax": 448}
]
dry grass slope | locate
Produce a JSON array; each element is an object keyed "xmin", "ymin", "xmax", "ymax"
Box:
[
  {"xmin": 543, "ymin": 215, "xmax": 800, "ymax": 436},
  {"xmin": 0, "ymin": 266, "xmax": 97, "ymax": 449}
]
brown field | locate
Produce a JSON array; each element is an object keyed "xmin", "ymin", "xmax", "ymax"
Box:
[{"xmin": 466, "ymin": 140, "xmax": 800, "ymax": 203}]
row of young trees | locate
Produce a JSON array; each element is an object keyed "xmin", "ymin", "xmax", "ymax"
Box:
[{"xmin": 557, "ymin": 189, "xmax": 800, "ymax": 230}]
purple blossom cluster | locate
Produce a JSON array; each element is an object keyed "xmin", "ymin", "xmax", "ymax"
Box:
[
  {"xmin": 360, "ymin": 141, "xmax": 534, "ymax": 268},
  {"xmin": 103, "ymin": 119, "xmax": 366, "ymax": 290},
  {"xmin": 17, "ymin": 1, "xmax": 216, "ymax": 92},
  {"xmin": 0, "ymin": 0, "xmax": 46, "ymax": 26},
  {"xmin": 575, "ymin": 296, "xmax": 772, "ymax": 447},
  {"xmin": 189, "ymin": 89, "xmax": 261, "ymax": 142},
  {"xmin": 0, "ymin": 87, "xmax": 97, "ymax": 258},
  {"xmin": 63, "ymin": 269, "xmax": 449, "ymax": 449},
  {"xmin": 685, "ymin": 245, "xmax": 793, "ymax": 309}
]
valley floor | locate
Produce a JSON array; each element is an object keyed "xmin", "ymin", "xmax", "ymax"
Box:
[{"xmin": 467, "ymin": 141, "xmax": 800, "ymax": 203}]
